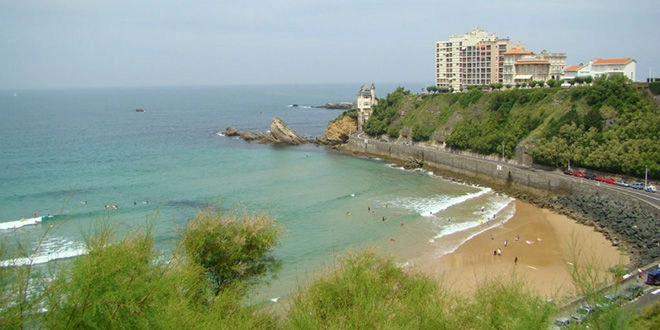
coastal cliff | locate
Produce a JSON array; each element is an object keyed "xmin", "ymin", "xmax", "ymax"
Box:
[{"xmin": 323, "ymin": 113, "xmax": 357, "ymax": 145}]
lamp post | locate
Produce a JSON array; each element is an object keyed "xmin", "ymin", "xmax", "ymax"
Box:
[
  {"xmin": 645, "ymin": 165, "xmax": 649, "ymax": 188},
  {"xmin": 502, "ymin": 141, "xmax": 505, "ymax": 160}
]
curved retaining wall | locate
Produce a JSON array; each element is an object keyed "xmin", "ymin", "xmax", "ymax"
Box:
[{"xmin": 344, "ymin": 136, "xmax": 655, "ymax": 211}]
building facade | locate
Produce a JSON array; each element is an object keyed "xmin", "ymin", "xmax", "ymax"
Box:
[
  {"xmin": 562, "ymin": 58, "xmax": 637, "ymax": 81},
  {"xmin": 591, "ymin": 58, "xmax": 636, "ymax": 81},
  {"xmin": 357, "ymin": 83, "xmax": 377, "ymax": 131},
  {"xmin": 502, "ymin": 49, "xmax": 567, "ymax": 85},
  {"xmin": 436, "ymin": 29, "xmax": 566, "ymax": 90}
]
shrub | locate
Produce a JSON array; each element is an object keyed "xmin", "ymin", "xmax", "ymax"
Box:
[
  {"xmin": 180, "ymin": 208, "xmax": 282, "ymax": 295},
  {"xmin": 649, "ymin": 81, "xmax": 660, "ymax": 95},
  {"xmin": 286, "ymin": 250, "xmax": 453, "ymax": 329}
]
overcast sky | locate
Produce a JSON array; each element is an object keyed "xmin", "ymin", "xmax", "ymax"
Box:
[{"xmin": 1, "ymin": 0, "xmax": 658, "ymax": 89}]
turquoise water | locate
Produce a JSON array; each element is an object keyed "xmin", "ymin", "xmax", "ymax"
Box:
[{"xmin": 0, "ymin": 84, "xmax": 513, "ymax": 302}]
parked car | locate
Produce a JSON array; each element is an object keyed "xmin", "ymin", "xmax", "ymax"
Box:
[
  {"xmin": 616, "ymin": 180, "xmax": 630, "ymax": 187},
  {"xmin": 553, "ymin": 317, "xmax": 571, "ymax": 327},
  {"xmin": 622, "ymin": 284, "xmax": 644, "ymax": 300},
  {"xmin": 571, "ymin": 304, "xmax": 594, "ymax": 324},
  {"xmin": 603, "ymin": 177, "xmax": 616, "ymax": 184},
  {"xmin": 572, "ymin": 171, "xmax": 585, "ymax": 178},
  {"xmin": 644, "ymin": 185, "xmax": 656, "ymax": 193},
  {"xmin": 603, "ymin": 293, "xmax": 623, "ymax": 307},
  {"xmin": 630, "ymin": 182, "xmax": 645, "ymax": 190}
]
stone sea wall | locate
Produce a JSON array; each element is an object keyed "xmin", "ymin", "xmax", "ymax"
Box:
[{"xmin": 340, "ymin": 136, "xmax": 660, "ymax": 267}]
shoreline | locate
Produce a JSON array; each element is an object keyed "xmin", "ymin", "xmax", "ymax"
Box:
[
  {"xmin": 332, "ymin": 138, "xmax": 660, "ymax": 267},
  {"xmin": 329, "ymin": 142, "xmax": 634, "ymax": 298},
  {"xmin": 410, "ymin": 199, "xmax": 629, "ymax": 299}
]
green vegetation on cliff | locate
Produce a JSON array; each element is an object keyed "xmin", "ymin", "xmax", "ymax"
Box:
[{"xmin": 364, "ymin": 76, "xmax": 660, "ymax": 179}]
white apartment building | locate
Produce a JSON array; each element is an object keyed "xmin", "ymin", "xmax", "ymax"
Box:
[
  {"xmin": 435, "ymin": 28, "xmax": 520, "ymax": 91},
  {"xmin": 591, "ymin": 58, "xmax": 636, "ymax": 81},
  {"xmin": 562, "ymin": 58, "xmax": 637, "ymax": 81},
  {"xmin": 436, "ymin": 29, "xmax": 566, "ymax": 90}
]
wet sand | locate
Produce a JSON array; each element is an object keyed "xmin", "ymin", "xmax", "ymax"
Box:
[{"xmin": 412, "ymin": 200, "xmax": 628, "ymax": 298}]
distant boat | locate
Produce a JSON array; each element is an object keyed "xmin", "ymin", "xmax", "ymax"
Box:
[{"xmin": 135, "ymin": 108, "xmax": 145, "ymax": 112}]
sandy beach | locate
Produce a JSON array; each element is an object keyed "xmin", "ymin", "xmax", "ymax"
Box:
[{"xmin": 412, "ymin": 200, "xmax": 629, "ymax": 299}]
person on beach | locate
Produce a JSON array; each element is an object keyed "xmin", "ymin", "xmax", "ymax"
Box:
[
  {"xmin": 490, "ymin": 234, "xmax": 494, "ymax": 240},
  {"xmin": 497, "ymin": 248, "xmax": 502, "ymax": 256},
  {"xmin": 504, "ymin": 240, "xmax": 508, "ymax": 247},
  {"xmin": 514, "ymin": 256, "xmax": 518, "ymax": 265}
]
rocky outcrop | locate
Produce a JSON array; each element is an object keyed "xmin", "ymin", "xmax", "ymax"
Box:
[
  {"xmin": 315, "ymin": 102, "xmax": 355, "ymax": 110},
  {"xmin": 224, "ymin": 117, "xmax": 311, "ymax": 145},
  {"xmin": 269, "ymin": 117, "xmax": 308, "ymax": 145},
  {"xmin": 225, "ymin": 114, "xmax": 358, "ymax": 146},
  {"xmin": 322, "ymin": 114, "xmax": 358, "ymax": 145}
]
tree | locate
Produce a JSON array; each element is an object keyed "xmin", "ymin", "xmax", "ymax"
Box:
[{"xmin": 180, "ymin": 208, "xmax": 282, "ymax": 295}]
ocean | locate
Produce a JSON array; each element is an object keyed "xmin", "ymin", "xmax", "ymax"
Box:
[{"xmin": 0, "ymin": 84, "xmax": 514, "ymax": 302}]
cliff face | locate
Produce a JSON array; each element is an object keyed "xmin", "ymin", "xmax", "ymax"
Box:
[{"xmin": 324, "ymin": 115, "xmax": 357, "ymax": 144}]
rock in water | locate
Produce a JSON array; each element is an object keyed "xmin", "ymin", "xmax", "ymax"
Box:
[{"xmin": 269, "ymin": 117, "xmax": 307, "ymax": 145}]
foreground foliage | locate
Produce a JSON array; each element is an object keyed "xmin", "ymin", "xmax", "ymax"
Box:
[
  {"xmin": 287, "ymin": 250, "xmax": 554, "ymax": 329},
  {"xmin": 3, "ymin": 212, "xmax": 656, "ymax": 328}
]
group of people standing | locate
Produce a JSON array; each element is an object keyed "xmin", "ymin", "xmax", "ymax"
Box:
[{"xmin": 491, "ymin": 233, "xmax": 519, "ymax": 265}]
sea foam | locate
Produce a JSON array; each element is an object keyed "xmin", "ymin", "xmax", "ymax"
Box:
[{"xmin": 0, "ymin": 240, "xmax": 87, "ymax": 267}]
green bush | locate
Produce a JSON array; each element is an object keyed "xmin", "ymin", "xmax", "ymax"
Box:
[
  {"xmin": 649, "ymin": 81, "xmax": 660, "ymax": 95},
  {"xmin": 5, "ymin": 210, "xmax": 284, "ymax": 329},
  {"xmin": 286, "ymin": 250, "xmax": 454, "ymax": 329},
  {"xmin": 180, "ymin": 208, "xmax": 282, "ymax": 295}
]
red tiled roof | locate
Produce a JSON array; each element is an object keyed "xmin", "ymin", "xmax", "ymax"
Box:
[
  {"xmin": 564, "ymin": 64, "xmax": 583, "ymax": 72},
  {"xmin": 592, "ymin": 58, "xmax": 633, "ymax": 65},
  {"xmin": 503, "ymin": 48, "xmax": 533, "ymax": 55}
]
